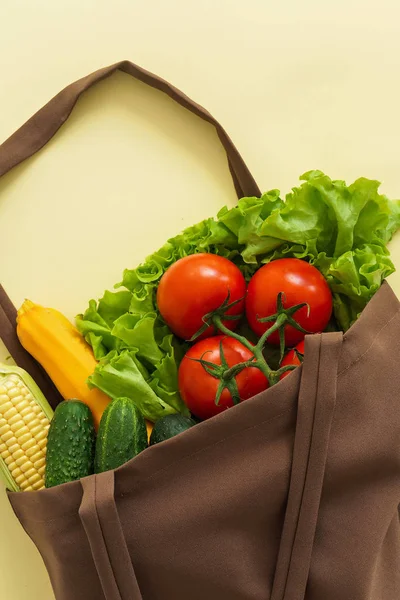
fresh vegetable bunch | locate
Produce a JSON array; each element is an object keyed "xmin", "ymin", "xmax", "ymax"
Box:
[
  {"xmin": 6, "ymin": 169, "xmax": 400, "ymax": 489},
  {"xmin": 76, "ymin": 170, "xmax": 400, "ymax": 422}
]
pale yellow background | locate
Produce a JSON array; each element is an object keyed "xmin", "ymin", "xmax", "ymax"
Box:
[{"xmin": 1, "ymin": 1, "xmax": 400, "ymax": 598}]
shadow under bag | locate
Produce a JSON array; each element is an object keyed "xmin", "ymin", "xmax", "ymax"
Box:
[{"xmin": 0, "ymin": 61, "xmax": 399, "ymax": 600}]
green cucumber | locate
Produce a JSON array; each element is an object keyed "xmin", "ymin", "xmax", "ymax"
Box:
[
  {"xmin": 150, "ymin": 414, "xmax": 196, "ymax": 446},
  {"xmin": 45, "ymin": 400, "xmax": 95, "ymax": 488},
  {"xmin": 95, "ymin": 397, "xmax": 147, "ymax": 473}
]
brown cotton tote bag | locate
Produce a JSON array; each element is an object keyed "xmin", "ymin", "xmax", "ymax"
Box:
[{"xmin": 0, "ymin": 61, "xmax": 399, "ymax": 600}]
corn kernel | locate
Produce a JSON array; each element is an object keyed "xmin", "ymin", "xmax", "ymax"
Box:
[
  {"xmin": 1, "ymin": 430, "xmax": 14, "ymax": 443},
  {"xmin": 19, "ymin": 433, "xmax": 34, "ymax": 446},
  {"xmin": 26, "ymin": 446, "xmax": 40, "ymax": 459},
  {"xmin": 30, "ymin": 422, "xmax": 44, "ymax": 437},
  {"xmin": 21, "ymin": 409, "xmax": 34, "ymax": 421},
  {"xmin": 15, "ymin": 473, "xmax": 26, "ymax": 485},
  {"xmin": 8, "ymin": 413, "xmax": 23, "ymax": 427},
  {"xmin": 5, "ymin": 436, "xmax": 18, "ymax": 448},
  {"xmin": 11, "ymin": 466, "xmax": 23, "ymax": 478},
  {"xmin": 21, "ymin": 438, "xmax": 36, "ymax": 451},
  {"xmin": 20, "ymin": 460, "xmax": 34, "ymax": 473},
  {"xmin": 29, "ymin": 450, "xmax": 43, "ymax": 462},
  {"xmin": 32, "ymin": 480, "xmax": 44, "ymax": 491},
  {"xmin": 20, "ymin": 409, "xmax": 34, "ymax": 421},
  {"xmin": 0, "ymin": 423, "xmax": 11, "ymax": 435},
  {"xmin": 35, "ymin": 429, "xmax": 48, "ymax": 442},
  {"xmin": 10, "ymin": 420, "xmax": 26, "ymax": 434},
  {"xmin": 12, "ymin": 449, "xmax": 24, "ymax": 461},
  {"xmin": 3, "ymin": 407, "xmax": 18, "ymax": 421},
  {"xmin": 28, "ymin": 473, "xmax": 41, "ymax": 485},
  {"xmin": 24, "ymin": 468, "xmax": 37, "ymax": 480},
  {"xmin": 15, "ymin": 425, "xmax": 29, "ymax": 438},
  {"xmin": 33, "ymin": 457, "xmax": 46, "ymax": 470},
  {"xmin": 8, "ymin": 443, "xmax": 20, "ymax": 454}
]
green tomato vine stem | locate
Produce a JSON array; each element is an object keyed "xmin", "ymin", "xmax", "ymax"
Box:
[
  {"xmin": 190, "ymin": 292, "xmax": 309, "ymax": 404},
  {"xmin": 205, "ymin": 295, "xmax": 309, "ymax": 393},
  {"xmin": 212, "ymin": 311, "xmax": 295, "ymax": 386}
]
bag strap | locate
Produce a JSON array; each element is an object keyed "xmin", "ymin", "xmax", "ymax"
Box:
[
  {"xmin": 271, "ymin": 331, "xmax": 343, "ymax": 600},
  {"xmin": 0, "ymin": 60, "xmax": 261, "ymax": 199},
  {"xmin": 79, "ymin": 470, "xmax": 143, "ymax": 600}
]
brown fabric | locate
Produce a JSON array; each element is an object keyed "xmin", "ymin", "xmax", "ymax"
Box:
[
  {"xmin": 1, "ymin": 61, "xmax": 399, "ymax": 599},
  {"xmin": 8, "ymin": 282, "xmax": 400, "ymax": 599},
  {"xmin": 0, "ymin": 60, "xmax": 260, "ymax": 199}
]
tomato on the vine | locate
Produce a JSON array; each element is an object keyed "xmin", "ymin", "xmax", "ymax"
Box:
[
  {"xmin": 280, "ymin": 340, "xmax": 305, "ymax": 379},
  {"xmin": 178, "ymin": 335, "xmax": 268, "ymax": 420},
  {"xmin": 246, "ymin": 258, "xmax": 332, "ymax": 346},
  {"xmin": 157, "ymin": 253, "xmax": 246, "ymax": 340}
]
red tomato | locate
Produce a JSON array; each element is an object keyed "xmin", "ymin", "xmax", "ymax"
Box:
[
  {"xmin": 280, "ymin": 340, "xmax": 305, "ymax": 379},
  {"xmin": 157, "ymin": 254, "xmax": 246, "ymax": 340},
  {"xmin": 246, "ymin": 258, "xmax": 332, "ymax": 346},
  {"xmin": 178, "ymin": 335, "xmax": 268, "ymax": 420}
]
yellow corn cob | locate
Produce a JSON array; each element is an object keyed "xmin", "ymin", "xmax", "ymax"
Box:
[{"xmin": 0, "ymin": 365, "xmax": 53, "ymax": 492}]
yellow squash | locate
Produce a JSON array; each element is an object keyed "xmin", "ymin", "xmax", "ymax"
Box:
[{"xmin": 17, "ymin": 301, "xmax": 110, "ymax": 429}]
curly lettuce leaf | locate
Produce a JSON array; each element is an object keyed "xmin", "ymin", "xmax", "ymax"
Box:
[
  {"xmin": 77, "ymin": 290, "xmax": 188, "ymax": 420},
  {"xmin": 218, "ymin": 170, "xmax": 400, "ymax": 329},
  {"xmin": 77, "ymin": 170, "xmax": 400, "ymax": 417},
  {"xmin": 87, "ymin": 350, "xmax": 188, "ymax": 422}
]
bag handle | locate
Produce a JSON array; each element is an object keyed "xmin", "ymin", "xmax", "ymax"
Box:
[
  {"xmin": 79, "ymin": 471, "xmax": 143, "ymax": 600},
  {"xmin": 271, "ymin": 331, "xmax": 343, "ymax": 600},
  {"xmin": 0, "ymin": 60, "xmax": 261, "ymax": 198}
]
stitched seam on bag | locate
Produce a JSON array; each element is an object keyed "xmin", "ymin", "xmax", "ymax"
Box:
[
  {"xmin": 338, "ymin": 308, "xmax": 400, "ymax": 376},
  {"xmin": 277, "ymin": 336, "xmax": 322, "ymax": 596},
  {"xmin": 141, "ymin": 406, "xmax": 295, "ymax": 485}
]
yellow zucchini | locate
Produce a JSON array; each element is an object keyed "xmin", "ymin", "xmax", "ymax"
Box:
[{"xmin": 16, "ymin": 300, "xmax": 110, "ymax": 429}]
